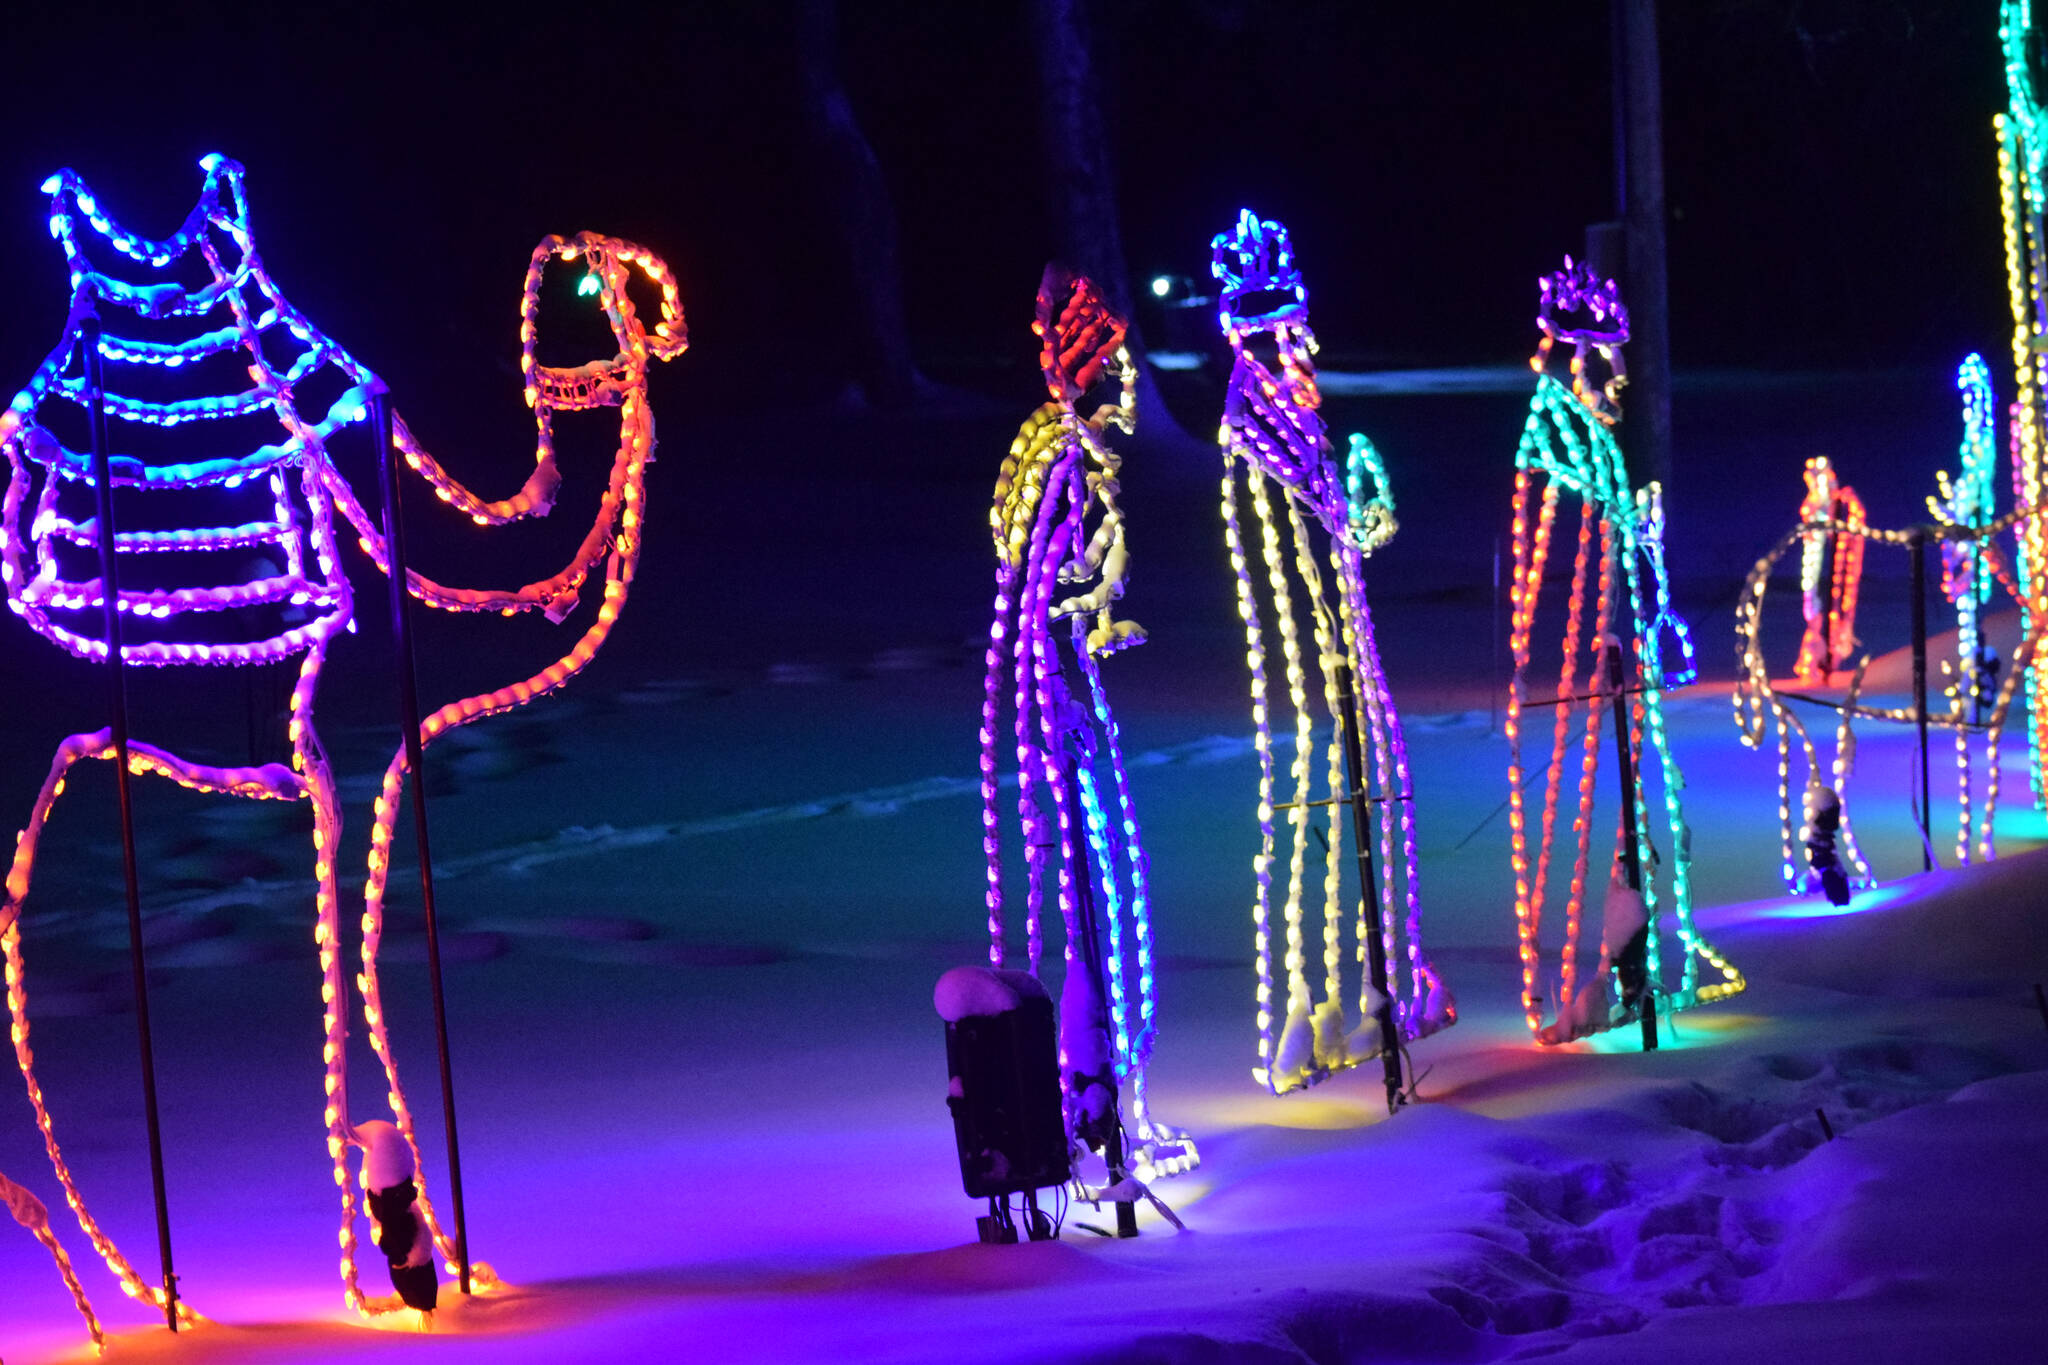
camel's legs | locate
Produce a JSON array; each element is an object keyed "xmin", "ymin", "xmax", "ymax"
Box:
[{"xmin": 0, "ymin": 730, "xmax": 305, "ymax": 1327}]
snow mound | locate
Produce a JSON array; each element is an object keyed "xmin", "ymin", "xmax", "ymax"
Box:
[{"xmin": 934, "ymin": 965, "xmax": 1046, "ymax": 1021}]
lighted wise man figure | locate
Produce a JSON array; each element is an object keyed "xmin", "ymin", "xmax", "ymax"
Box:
[
  {"xmin": 1997, "ymin": 0, "xmax": 2048, "ymax": 805},
  {"xmin": 1506, "ymin": 255, "xmax": 1739, "ymax": 1046},
  {"xmin": 1210, "ymin": 209, "xmax": 1453, "ymax": 1099},
  {"xmin": 980, "ymin": 264, "xmax": 1195, "ymax": 1184},
  {"xmin": 1791, "ymin": 455, "xmax": 1866, "ymax": 684},
  {"xmin": 0, "ymin": 155, "xmax": 682, "ymax": 1320}
]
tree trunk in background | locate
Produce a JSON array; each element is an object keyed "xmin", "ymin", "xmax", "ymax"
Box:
[
  {"xmin": 794, "ymin": 0, "xmax": 920, "ymax": 407},
  {"xmin": 1027, "ymin": 0, "xmax": 1188, "ymax": 443},
  {"xmin": 1619, "ymin": 0, "xmax": 1673, "ymax": 504}
]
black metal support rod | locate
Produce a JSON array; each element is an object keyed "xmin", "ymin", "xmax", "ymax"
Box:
[
  {"xmin": 83, "ymin": 314, "xmax": 179, "ymax": 1329},
  {"xmin": 1053, "ymin": 735, "xmax": 1137, "ymax": 1238},
  {"xmin": 367, "ymin": 390, "xmax": 471, "ymax": 1293},
  {"xmin": 1911, "ymin": 530, "xmax": 1932, "ymax": 873},
  {"xmin": 1334, "ymin": 660, "xmax": 1404, "ymax": 1111},
  {"xmin": 1603, "ymin": 642, "xmax": 1656, "ymax": 1052}
]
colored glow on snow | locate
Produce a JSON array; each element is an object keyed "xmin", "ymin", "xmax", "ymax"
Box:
[
  {"xmin": 1212, "ymin": 209, "xmax": 1453, "ymax": 1095},
  {"xmin": 1509, "ymin": 256, "xmax": 1740, "ymax": 1046},
  {"xmin": 0, "ymin": 155, "xmax": 681, "ymax": 1334},
  {"xmin": 1581, "ymin": 1011, "xmax": 1761, "ymax": 1053},
  {"xmin": 1750, "ymin": 879, "xmax": 1917, "ymax": 921},
  {"xmin": 979, "ymin": 263, "xmax": 1194, "ymax": 1180}
]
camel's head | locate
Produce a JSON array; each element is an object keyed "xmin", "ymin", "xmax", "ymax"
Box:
[
  {"xmin": 519, "ymin": 232, "xmax": 686, "ymax": 416},
  {"xmin": 1033, "ymin": 263, "xmax": 1133, "ymax": 434},
  {"xmin": 1534, "ymin": 257, "xmax": 1628, "ymax": 425}
]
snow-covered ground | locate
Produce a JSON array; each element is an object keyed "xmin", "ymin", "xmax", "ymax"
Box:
[{"xmin": 4, "ymin": 380, "xmax": 2045, "ymax": 1362}]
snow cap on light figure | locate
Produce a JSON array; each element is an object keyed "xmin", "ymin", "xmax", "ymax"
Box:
[{"xmin": 350, "ymin": 1120, "xmax": 437, "ymax": 1315}]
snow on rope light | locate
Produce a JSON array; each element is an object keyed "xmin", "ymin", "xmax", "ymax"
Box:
[
  {"xmin": 1210, "ymin": 210, "xmax": 1454, "ymax": 1095},
  {"xmin": 1508, "ymin": 256, "xmax": 1741, "ymax": 1045},
  {"xmin": 981, "ymin": 263, "xmax": 1195, "ymax": 1183},
  {"xmin": 1792, "ymin": 457, "xmax": 1867, "ymax": 684},
  {"xmin": 1997, "ymin": 0, "xmax": 2048, "ymax": 807},
  {"xmin": 1733, "ymin": 359, "xmax": 2044, "ymax": 882},
  {"xmin": 0, "ymin": 154, "xmax": 683, "ymax": 1325}
]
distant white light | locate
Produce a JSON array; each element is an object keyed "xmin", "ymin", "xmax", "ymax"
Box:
[{"xmin": 1150, "ymin": 276, "xmax": 1172, "ymax": 298}]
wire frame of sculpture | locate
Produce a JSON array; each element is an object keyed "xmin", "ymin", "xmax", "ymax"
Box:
[
  {"xmin": 1997, "ymin": 0, "xmax": 2048, "ymax": 806},
  {"xmin": 1209, "ymin": 210, "xmax": 1453, "ymax": 1095},
  {"xmin": 1734, "ymin": 356, "xmax": 2041, "ymax": 879},
  {"xmin": 980, "ymin": 264, "xmax": 1194, "ymax": 1182},
  {"xmin": 1507, "ymin": 257, "xmax": 1739, "ymax": 1045},
  {"xmin": 1792, "ymin": 456, "xmax": 1867, "ymax": 683},
  {"xmin": 0, "ymin": 155, "xmax": 683, "ymax": 1320}
]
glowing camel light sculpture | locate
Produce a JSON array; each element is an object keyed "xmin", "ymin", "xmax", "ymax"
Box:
[
  {"xmin": 1734, "ymin": 356, "xmax": 2041, "ymax": 882},
  {"xmin": 0, "ymin": 154, "xmax": 683, "ymax": 1330},
  {"xmin": 1791, "ymin": 456, "xmax": 1867, "ymax": 683},
  {"xmin": 1210, "ymin": 210, "xmax": 1453, "ymax": 1102},
  {"xmin": 980, "ymin": 264, "xmax": 1196, "ymax": 1207},
  {"xmin": 1506, "ymin": 257, "xmax": 1739, "ymax": 1047}
]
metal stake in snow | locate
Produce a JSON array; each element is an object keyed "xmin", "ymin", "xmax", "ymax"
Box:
[
  {"xmin": 367, "ymin": 388, "xmax": 470, "ymax": 1296},
  {"xmin": 1911, "ymin": 528, "xmax": 1933, "ymax": 873},
  {"xmin": 1335, "ymin": 658, "xmax": 1404, "ymax": 1109},
  {"xmin": 83, "ymin": 312, "xmax": 180, "ymax": 1329},
  {"xmin": 1605, "ymin": 640, "xmax": 1656, "ymax": 1051}
]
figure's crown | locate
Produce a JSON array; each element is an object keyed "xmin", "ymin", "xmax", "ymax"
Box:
[
  {"xmin": 1210, "ymin": 209, "xmax": 1306, "ymax": 330},
  {"xmin": 1537, "ymin": 256, "xmax": 1629, "ymax": 348}
]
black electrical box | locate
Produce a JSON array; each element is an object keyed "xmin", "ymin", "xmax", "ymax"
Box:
[{"xmin": 941, "ymin": 976, "xmax": 1070, "ymax": 1199}]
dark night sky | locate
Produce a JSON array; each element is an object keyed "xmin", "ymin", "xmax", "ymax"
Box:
[{"xmin": 0, "ymin": 1, "xmax": 2013, "ymax": 419}]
